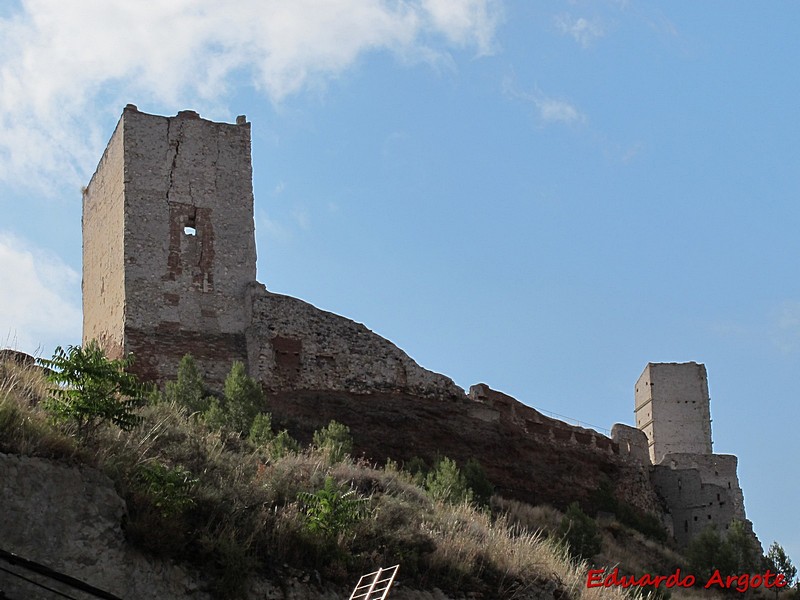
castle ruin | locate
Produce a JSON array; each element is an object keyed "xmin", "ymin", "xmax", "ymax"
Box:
[
  {"xmin": 82, "ymin": 107, "xmax": 757, "ymax": 549},
  {"xmin": 634, "ymin": 362, "xmax": 754, "ymax": 548}
]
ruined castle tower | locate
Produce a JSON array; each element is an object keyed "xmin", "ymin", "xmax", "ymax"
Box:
[
  {"xmin": 636, "ymin": 362, "xmax": 754, "ymax": 548},
  {"xmin": 82, "ymin": 105, "xmax": 256, "ymax": 387},
  {"xmin": 635, "ymin": 362, "xmax": 713, "ymax": 464}
]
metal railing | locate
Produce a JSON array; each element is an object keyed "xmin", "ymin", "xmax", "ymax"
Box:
[{"xmin": 0, "ymin": 548, "xmax": 122, "ymax": 600}]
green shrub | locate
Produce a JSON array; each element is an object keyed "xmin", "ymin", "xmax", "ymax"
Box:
[
  {"xmin": 39, "ymin": 342, "xmax": 145, "ymax": 439},
  {"xmin": 687, "ymin": 521, "xmax": 760, "ymax": 581},
  {"xmin": 164, "ymin": 354, "xmax": 209, "ymax": 414},
  {"xmin": 461, "ymin": 458, "xmax": 493, "ymax": 507},
  {"xmin": 312, "ymin": 420, "xmax": 353, "ymax": 462},
  {"xmin": 557, "ymin": 501, "xmax": 602, "ymax": 560},
  {"xmin": 249, "ymin": 412, "xmax": 274, "ymax": 446},
  {"xmin": 270, "ymin": 429, "xmax": 300, "ymax": 458},
  {"xmin": 297, "ymin": 476, "xmax": 370, "ymax": 539},
  {"xmin": 425, "ymin": 457, "xmax": 473, "ymax": 505},
  {"xmin": 202, "ymin": 362, "xmax": 264, "ymax": 435},
  {"xmin": 135, "ymin": 461, "xmax": 198, "ymax": 517}
]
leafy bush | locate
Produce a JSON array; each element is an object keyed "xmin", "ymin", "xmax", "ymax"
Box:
[
  {"xmin": 312, "ymin": 420, "xmax": 353, "ymax": 462},
  {"xmin": 135, "ymin": 461, "xmax": 198, "ymax": 517},
  {"xmin": 297, "ymin": 476, "xmax": 370, "ymax": 539},
  {"xmin": 39, "ymin": 342, "xmax": 145, "ymax": 438},
  {"xmin": 558, "ymin": 501, "xmax": 602, "ymax": 560}
]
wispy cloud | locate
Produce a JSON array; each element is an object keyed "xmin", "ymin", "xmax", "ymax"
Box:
[
  {"xmin": 535, "ymin": 96, "xmax": 586, "ymax": 125},
  {"xmin": 0, "ymin": 232, "xmax": 81, "ymax": 355},
  {"xmin": 502, "ymin": 77, "xmax": 586, "ymax": 126},
  {"xmin": 772, "ymin": 301, "xmax": 800, "ymax": 353},
  {"xmin": 554, "ymin": 13, "xmax": 605, "ymax": 48},
  {"xmin": 0, "ymin": 0, "xmax": 501, "ymax": 191}
]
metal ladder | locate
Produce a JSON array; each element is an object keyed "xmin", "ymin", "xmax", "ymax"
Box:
[{"xmin": 347, "ymin": 565, "xmax": 400, "ymax": 600}]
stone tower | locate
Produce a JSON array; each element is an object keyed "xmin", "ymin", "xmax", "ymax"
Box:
[
  {"xmin": 82, "ymin": 105, "xmax": 256, "ymax": 387},
  {"xmin": 634, "ymin": 362, "xmax": 712, "ymax": 464}
]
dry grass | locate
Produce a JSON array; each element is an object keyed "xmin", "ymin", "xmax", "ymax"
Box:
[{"xmin": 0, "ymin": 358, "xmax": 77, "ymax": 458}]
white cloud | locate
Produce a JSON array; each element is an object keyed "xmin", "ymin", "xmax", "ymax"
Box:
[
  {"xmin": 502, "ymin": 77, "xmax": 586, "ymax": 126},
  {"xmin": 422, "ymin": 0, "xmax": 501, "ymax": 54},
  {"xmin": 0, "ymin": 0, "xmax": 501, "ymax": 191},
  {"xmin": 535, "ymin": 96, "xmax": 585, "ymax": 124},
  {"xmin": 0, "ymin": 232, "xmax": 81, "ymax": 355},
  {"xmin": 554, "ymin": 13, "xmax": 604, "ymax": 48}
]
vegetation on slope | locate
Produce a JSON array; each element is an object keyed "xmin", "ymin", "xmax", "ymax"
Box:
[{"xmin": 0, "ymin": 347, "xmax": 795, "ymax": 599}]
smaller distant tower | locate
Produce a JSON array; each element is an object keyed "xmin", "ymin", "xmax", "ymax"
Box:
[{"xmin": 635, "ymin": 362, "xmax": 712, "ymax": 464}]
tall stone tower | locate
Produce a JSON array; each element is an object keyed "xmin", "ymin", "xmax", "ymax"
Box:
[
  {"xmin": 634, "ymin": 362, "xmax": 712, "ymax": 464},
  {"xmin": 82, "ymin": 105, "xmax": 256, "ymax": 387}
]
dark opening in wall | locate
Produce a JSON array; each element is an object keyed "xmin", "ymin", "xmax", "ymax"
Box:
[{"xmin": 184, "ymin": 211, "xmax": 197, "ymax": 236}]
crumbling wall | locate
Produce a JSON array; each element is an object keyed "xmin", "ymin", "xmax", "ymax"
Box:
[
  {"xmin": 651, "ymin": 465, "xmax": 737, "ymax": 548},
  {"xmin": 611, "ymin": 423, "xmax": 650, "ymax": 464},
  {"xmin": 658, "ymin": 453, "xmax": 746, "ymax": 519},
  {"xmin": 245, "ymin": 284, "xmax": 464, "ymax": 399}
]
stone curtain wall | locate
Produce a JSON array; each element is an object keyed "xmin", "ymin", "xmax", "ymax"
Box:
[{"xmin": 245, "ymin": 284, "xmax": 464, "ymax": 399}]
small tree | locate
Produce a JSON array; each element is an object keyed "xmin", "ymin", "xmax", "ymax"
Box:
[
  {"xmin": 223, "ymin": 361, "xmax": 263, "ymax": 434},
  {"xmin": 249, "ymin": 412, "xmax": 274, "ymax": 446},
  {"xmin": 686, "ymin": 525, "xmax": 726, "ymax": 581},
  {"xmin": 202, "ymin": 361, "xmax": 264, "ymax": 435},
  {"xmin": 558, "ymin": 502, "xmax": 602, "ymax": 560},
  {"xmin": 312, "ymin": 420, "xmax": 353, "ymax": 462},
  {"xmin": 269, "ymin": 429, "xmax": 300, "ymax": 458},
  {"xmin": 726, "ymin": 519, "xmax": 761, "ymax": 574},
  {"xmin": 165, "ymin": 354, "xmax": 209, "ymax": 413},
  {"xmin": 462, "ymin": 458, "xmax": 494, "ymax": 507},
  {"xmin": 425, "ymin": 457, "xmax": 473, "ymax": 505},
  {"xmin": 686, "ymin": 522, "xmax": 759, "ymax": 580},
  {"xmin": 39, "ymin": 342, "xmax": 145, "ymax": 439},
  {"xmin": 766, "ymin": 542, "xmax": 797, "ymax": 596}
]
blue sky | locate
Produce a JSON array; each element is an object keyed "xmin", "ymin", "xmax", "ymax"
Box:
[{"xmin": 1, "ymin": 1, "xmax": 798, "ymax": 565}]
